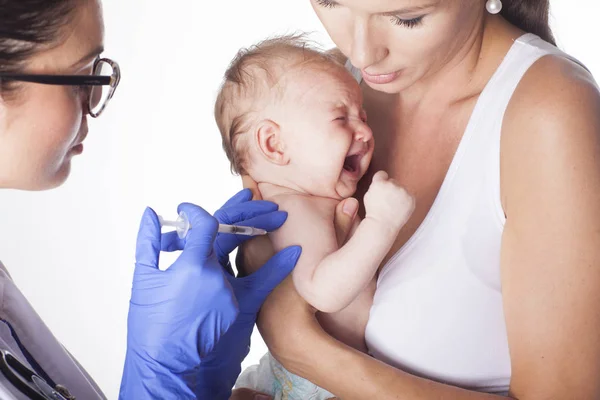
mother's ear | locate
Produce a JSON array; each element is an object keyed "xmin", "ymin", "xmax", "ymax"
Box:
[{"xmin": 254, "ymin": 119, "xmax": 289, "ymax": 166}]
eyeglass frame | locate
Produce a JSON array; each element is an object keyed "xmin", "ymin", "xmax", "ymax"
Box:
[{"xmin": 0, "ymin": 57, "xmax": 120, "ymax": 118}]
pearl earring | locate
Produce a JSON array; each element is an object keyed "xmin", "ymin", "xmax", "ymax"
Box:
[{"xmin": 485, "ymin": 0, "xmax": 503, "ymax": 14}]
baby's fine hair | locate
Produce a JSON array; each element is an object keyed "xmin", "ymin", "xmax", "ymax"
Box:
[{"xmin": 214, "ymin": 34, "xmax": 342, "ymax": 175}]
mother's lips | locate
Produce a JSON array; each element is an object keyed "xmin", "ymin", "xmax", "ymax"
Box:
[{"xmin": 361, "ymin": 69, "xmax": 399, "ymax": 85}]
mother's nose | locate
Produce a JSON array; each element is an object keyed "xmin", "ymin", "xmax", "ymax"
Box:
[{"xmin": 349, "ymin": 18, "xmax": 388, "ymax": 70}]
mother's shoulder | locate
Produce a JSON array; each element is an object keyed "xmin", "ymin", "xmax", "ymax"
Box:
[
  {"xmin": 500, "ymin": 52, "xmax": 600, "ymax": 206},
  {"xmin": 507, "ymin": 54, "xmax": 598, "ymax": 121},
  {"xmin": 503, "ymin": 53, "xmax": 599, "ymax": 142}
]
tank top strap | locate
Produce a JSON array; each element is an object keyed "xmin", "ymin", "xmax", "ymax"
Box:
[
  {"xmin": 472, "ymin": 33, "xmax": 586, "ymax": 127},
  {"xmin": 463, "ymin": 33, "xmax": 589, "ymax": 227}
]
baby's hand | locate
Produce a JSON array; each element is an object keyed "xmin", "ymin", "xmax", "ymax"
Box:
[{"xmin": 363, "ymin": 171, "xmax": 414, "ymax": 231}]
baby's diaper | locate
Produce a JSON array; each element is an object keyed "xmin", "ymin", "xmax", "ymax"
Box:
[{"xmin": 235, "ymin": 352, "xmax": 336, "ymax": 400}]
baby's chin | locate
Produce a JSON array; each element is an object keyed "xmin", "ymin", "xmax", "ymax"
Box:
[{"xmin": 334, "ymin": 180, "xmax": 358, "ymax": 200}]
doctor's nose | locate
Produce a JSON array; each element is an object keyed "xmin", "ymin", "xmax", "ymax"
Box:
[{"xmin": 349, "ymin": 19, "xmax": 388, "ymax": 70}]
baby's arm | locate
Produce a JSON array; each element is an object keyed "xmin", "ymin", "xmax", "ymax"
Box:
[
  {"xmin": 268, "ymin": 195, "xmax": 341, "ymax": 312},
  {"xmin": 272, "ymin": 172, "xmax": 413, "ymax": 313}
]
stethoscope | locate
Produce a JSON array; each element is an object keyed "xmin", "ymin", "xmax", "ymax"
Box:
[{"xmin": 0, "ymin": 349, "xmax": 74, "ymax": 400}]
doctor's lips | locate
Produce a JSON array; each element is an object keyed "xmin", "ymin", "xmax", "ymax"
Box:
[{"xmin": 361, "ymin": 69, "xmax": 400, "ymax": 85}]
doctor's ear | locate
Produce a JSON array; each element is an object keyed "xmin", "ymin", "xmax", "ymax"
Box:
[{"xmin": 254, "ymin": 119, "xmax": 289, "ymax": 166}]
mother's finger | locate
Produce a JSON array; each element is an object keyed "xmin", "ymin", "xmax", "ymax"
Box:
[{"xmin": 334, "ymin": 197, "xmax": 358, "ymax": 246}]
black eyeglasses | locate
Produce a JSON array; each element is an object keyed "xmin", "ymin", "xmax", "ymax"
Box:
[{"xmin": 0, "ymin": 57, "xmax": 120, "ymax": 118}]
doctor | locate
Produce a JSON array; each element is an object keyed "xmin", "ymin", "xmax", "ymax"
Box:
[{"xmin": 0, "ymin": 0, "xmax": 344, "ymax": 399}]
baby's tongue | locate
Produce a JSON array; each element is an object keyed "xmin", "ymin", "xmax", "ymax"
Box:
[{"xmin": 344, "ymin": 154, "xmax": 359, "ymax": 173}]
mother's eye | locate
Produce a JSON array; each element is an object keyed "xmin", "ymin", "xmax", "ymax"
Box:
[
  {"xmin": 315, "ymin": 0, "xmax": 338, "ymax": 9},
  {"xmin": 390, "ymin": 16, "xmax": 424, "ymax": 28}
]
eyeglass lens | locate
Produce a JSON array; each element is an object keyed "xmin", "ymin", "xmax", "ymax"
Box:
[{"xmin": 89, "ymin": 60, "xmax": 114, "ymax": 116}]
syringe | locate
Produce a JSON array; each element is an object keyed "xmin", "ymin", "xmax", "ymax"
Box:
[{"xmin": 158, "ymin": 211, "xmax": 268, "ymax": 239}]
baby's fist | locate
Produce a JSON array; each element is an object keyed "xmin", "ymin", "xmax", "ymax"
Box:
[{"xmin": 364, "ymin": 171, "xmax": 414, "ymax": 231}]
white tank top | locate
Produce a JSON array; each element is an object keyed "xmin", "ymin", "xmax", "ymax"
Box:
[{"xmin": 346, "ymin": 34, "xmax": 585, "ymax": 394}]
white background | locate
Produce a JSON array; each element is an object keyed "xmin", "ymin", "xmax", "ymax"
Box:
[{"xmin": 0, "ymin": 1, "xmax": 598, "ymax": 398}]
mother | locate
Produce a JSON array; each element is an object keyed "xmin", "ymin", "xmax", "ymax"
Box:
[{"xmin": 241, "ymin": 0, "xmax": 600, "ymax": 398}]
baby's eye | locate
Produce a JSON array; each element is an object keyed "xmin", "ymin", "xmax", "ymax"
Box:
[{"xmin": 335, "ymin": 116, "xmax": 347, "ymax": 121}]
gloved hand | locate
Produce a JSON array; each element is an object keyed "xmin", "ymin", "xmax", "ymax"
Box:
[
  {"xmin": 191, "ymin": 245, "xmax": 300, "ymax": 399},
  {"xmin": 159, "ymin": 189, "xmax": 289, "ymax": 275},
  {"xmin": 119, "ymin": 191, "xmax": 301, "ymax": 400}
]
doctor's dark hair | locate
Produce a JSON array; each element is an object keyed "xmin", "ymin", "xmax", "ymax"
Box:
[
  {"xmin": 500, "ymin": 0, "xmax": 555, "ymax": 45},
  {"xmin": 0, "ymin": 0, "xmax": 78, "ymax": 94}
]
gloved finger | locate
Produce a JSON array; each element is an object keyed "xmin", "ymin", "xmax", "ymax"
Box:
[
  {"xmin": 219, "ymin": 188, "xmax": 253, "ymax": 209},
  {"xmin": 177, "ymin": 202, "xmax": 218, "ymax": 258},
  {"xmin": 242, "ymin": 246, "xmax": 301, "ymax": 296},
  {"xmin": 214, "ymin": 211, "xmax": 287, "ymax": 261},
  {"xmin": 134, "ymin": 207, "xmax": 161, "ymax": 269},
  {"xmin": 214, "ymin": 201, "xmax": 279, "ymax": 225},
  {"xmin": 235, "ymin": 210, "xmax": 287, "ymax": 231},
  {"xmin": 160, "ymin": 230, "xmax": 185, "ymax": 252}
]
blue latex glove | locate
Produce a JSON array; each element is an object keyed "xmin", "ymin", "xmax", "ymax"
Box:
[
  {"xmin": 160, "ymin": 189, "xmax": 285, "ymax": 274},
  {"xmin": 192, "ymin": 250, "xmax": 297, "ymax": 399},
  {"xmin": 119, "ymin": 191, "xmax": 301, "ymax": 400}
]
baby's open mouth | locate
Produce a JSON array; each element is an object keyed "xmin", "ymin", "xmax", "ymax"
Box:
[{"xmin": 343, "ymin": 154, "xmax": 361, "ymax": 173}]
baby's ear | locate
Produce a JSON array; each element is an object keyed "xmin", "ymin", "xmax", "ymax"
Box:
[{"xmin": 254, "ymin": 119, "xmax": 289, "ymax": 166}]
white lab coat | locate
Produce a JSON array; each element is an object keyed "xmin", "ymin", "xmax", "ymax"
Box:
[{"xmin": 0, "ymin": 261, "xmax": 105, "ymax": 399}]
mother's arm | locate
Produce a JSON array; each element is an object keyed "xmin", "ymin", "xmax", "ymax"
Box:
[
  {"xmin": 255, "ymin": 201, "xmax": 504, "ymax": 400},
  {"xmin": 499, "ymin": 56, "xmax": 600, "ymax": 398},
  {"xmin": 256, "ymin": 58, "xmax": 600, "ymax": 399},
  {"xmin": 258, "ymin": 261, "xmax": 503, "ymax": 400}
]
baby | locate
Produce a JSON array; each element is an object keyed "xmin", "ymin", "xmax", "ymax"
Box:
[{"xmin": 214, "ymin": 35, "xmax": 413, "ymax": 399}]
